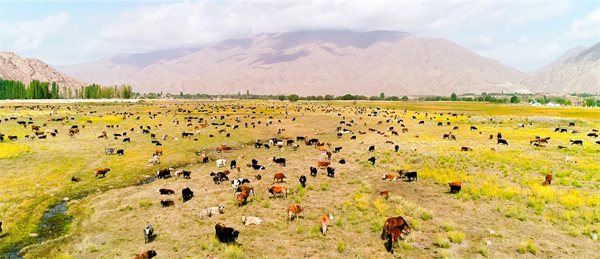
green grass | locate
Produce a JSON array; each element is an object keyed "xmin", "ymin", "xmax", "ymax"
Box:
[
  {"xmin": 436, "ymin": 235, "xmax": 451, "ymax": 248},
  {"xmin": 448, "ymin": 231, "xmax": 464, "ymax": 244},
  {"xmin": 337, "ymin": 241, "xmax": 346, "ymax": 253},
  {"xmin": 477, "ymin": 246, "xmax": 488, "ymax": 257}
]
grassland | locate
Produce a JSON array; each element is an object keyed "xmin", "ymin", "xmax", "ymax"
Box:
[{"xmin": 0, "ymin": 100, "xmax": 599, "ymax": 258}]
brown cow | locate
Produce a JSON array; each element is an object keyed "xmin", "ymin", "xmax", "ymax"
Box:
[
  {"xmin": 382, "ymin": 174, "xmax": 398, "ymax": 181},
  {"xmin": 320, "ymin": 213, "xmax": 333, "ymax": 236},
  {"xmin": 402, "ymin": 128, "xmax": 408, "ymax": 133},
  {"xmin": 381, "ymin": 216, "xmax": 411, "ymax": 240},
  {"xmin": 318, "ymin": 161, "xmax": 330, "ymax": 168},
  {"xmin": 237, "ymin": 190, "xmax": 251, "ymax": 207},
  {"xmin": 544, "ymin": 173, "xmax": 553, "ymax": 186},
  {"xmin": 71, "ymin": 176, "xmax": 81, "ymax": 182},
  {"xmin": 236, "ymin": 185, "xmax": 255, "ymax": 196},
  {"xmin": 379, "ymin": 191, "xmax": 390, "ymax": 199},
  {"xmin": 94, "ymin": 168, "xmax": 110, "ymax": 178},
  {"xmin": 155, "ymin": 149, "xmax": 162, "ymax": 156},
  {"xmin": 461, "ymin": 147, "xmax": 473, "ymax": 151},
  {"xmin": 387, "ymin": 226, "xmax": 406, "ymax": 254},
  {"xmin": 134, "ymin": 249, "xmax": 157, "ymax": 259},
  {"xmin": 286, "ymin": 204, "xmax": 305, "ymax": 222},
  {"xmin": 268, "ymin": 186, "xmax": 287, "ymax": 198},
  {"xmin": 317, "ymin": 146, "xmax": 329, "ymax": 151},
  {"xmin": 273, "ymin": 173, "xmax": 286, "ymax": 183},
  {"xmin": 160, "ymin": 200, "xmax": 175, "ymax": 207},
  {"xmin": 448, "ymin": 181, "xmax": 462, "ymax": 193}
]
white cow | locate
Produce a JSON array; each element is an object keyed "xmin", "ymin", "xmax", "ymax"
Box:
[{"xmin": 216, "ymin": 159, "xmax": 227, "ymax": 168}]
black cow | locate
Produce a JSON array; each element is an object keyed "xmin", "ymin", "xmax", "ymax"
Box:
[
  {"xmin": 160, "ymin": 200, "xmax": 174, "ymax": 207},
  {"xmin": 251, "ymin": 159, "xmax": 258, "ymax": 165},
  {"xmin": 252, "ymin": 164, "xmax": 265, "ymax": 170},
  {"xmin": 273, "ymin": 157, "xmax": 286, "ymax": 166},
  {"xmin": 405, "ymin": 172, "xmax": 418, "ymax": 182},
  {"xmin": 350, "ymin": 136, "xmax": 356, "ymax": 140},
  {"xmin": 215, "ymin": 223, "xmax": 239, "ymax": 244},
  {"xmin": 116, "ymin": 149, "xmax": 124, "ymax": 156},
  {"xmin": 156, "ymin": 169, "xmax": 171, "ymax": 179},
  {"xmin": 497, "ymin": 139, "xmax": 508, "ymax": 145},
  {"xmin": 334, "ymin": 147, "xmax": 342, "ymax": 153},
  {"xmin": 182, "ymin": 187, "xmax": 194, "ymax": 202},
  {"xmin": 339, "ymin": 159, "xmax": 346, "ymax": 164},
  {"xmin": 368, "ymin": 157, "xmax": 376, "ymax": 165},
  {"xmin": 230, "ymin": 160, "xmax": 237, "ymax": 169},
  {"xmin": 254, "ymin": 143, "xmax": 263, "ymax": 148},
  {"xmin": 310, "ymin": 167, "xmax": 317, "ymax": 177},
  {"xmin": 470, "ymin": 126, "xmax": 478, "ymax": 130},
  {"xmin": 123, "ymin": 138, "xmax": 130, "ymax": 143},
  {"xmin": 570, "ymin": 140, "xmax": 584, "ymax": 146},
  {"xmin": 368, "ymin": 146, "xmax": 375, "ymax": 152},
  {"xmin": 299, "ymin": 175, "xmax": 307, "ymax": 188},
  {"xmin": 327, "ymin": 167, "xmax": 335, "ymax": 178}
]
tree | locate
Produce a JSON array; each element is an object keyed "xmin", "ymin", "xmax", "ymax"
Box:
[
  {"xmin": 342, "ymin": 94, "xmax": 354, "ymax": 100},
  {"xmin": 450, "ymin": 92, "xmax": 457, "ymax": 101},
  {"xmin": 324, "ymin": 95, "xmax": 333, "ymax": 100},
  {"xmin": 288, "ymin": 94, "xmax": 300, "ymax": 102},
  {"xmin": 510, "ymin": 95, "xmax": 520, "ymax": 104},
  {"xmin": 380, "ymin": 92, "xmax": 385, "ymax": 99},
  {"xmin": 278, "ymin": 95, "xmax": 286, "ymax": 101},
  {"xmin": 386, "ymin": 96, "xmax": 400, "ymax": 101},
  {"xmin": 369, "ymin": 96, "xmax": 381, "ymax": 100},
  {"xmin": 401, "ymin": 96, "xmax": 409, "ymax": 101}
]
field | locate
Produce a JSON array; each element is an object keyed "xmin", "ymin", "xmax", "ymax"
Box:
[{"xmin": 0, "ymin": 100, "xmax": 599, "ymax": 259}]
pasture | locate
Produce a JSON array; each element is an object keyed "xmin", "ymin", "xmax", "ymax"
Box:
[{"xmin": 0, "ymin": 100, "xmax": 599, "ymax": 259}]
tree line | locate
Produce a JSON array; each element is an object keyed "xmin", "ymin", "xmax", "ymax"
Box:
[{"xmin": 0, "ymin": 78, "xmax": 133, "ymax": 100}]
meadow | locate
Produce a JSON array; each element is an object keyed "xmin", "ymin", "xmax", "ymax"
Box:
[{"xmin": 0, "ymin": 100, "xmax": 599, "ymax": 259}]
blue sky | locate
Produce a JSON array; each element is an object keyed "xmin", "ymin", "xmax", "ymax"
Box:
[{"xmin": 1, "ymin": 1, "xmax": 599, "ymax": 71}]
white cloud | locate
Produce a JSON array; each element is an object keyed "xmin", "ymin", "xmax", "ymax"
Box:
[
  {"xmin": 564, "ymin": 9, "xmax": 599, "ymax": 40},
  {"xmin": 3, "ymin": 12, "xmax": 71, "ymax": 52}
]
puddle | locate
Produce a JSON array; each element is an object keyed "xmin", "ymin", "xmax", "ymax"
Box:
[
  {"xmin": 139, "ymin": 175, "xmax": 156, "ymax": 186},
  {"xmin": 2, "ymin": 250, "xmax": 24, "ymax": 259}
]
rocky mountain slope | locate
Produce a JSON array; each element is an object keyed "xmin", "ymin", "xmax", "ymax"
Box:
[{"xmin": 0, "ymin": 52, "xmax": 87, "ymax": 88}]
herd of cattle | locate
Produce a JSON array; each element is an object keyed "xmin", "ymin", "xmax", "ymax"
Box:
[{"xmin": 0, "ymin": 103, "xmax": 597, "ymax": 258}]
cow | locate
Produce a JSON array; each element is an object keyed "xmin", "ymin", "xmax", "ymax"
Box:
[
  {"xmin": 327, "ymin": 166, "xmax": 335, "ymax": 178},
  {"xmin": 273, "ymin": 157, "xmax": 286, "ymax": 166},
  {"xmin": 569, "ymin": 122, "xmax": 575, "ymax": 126},
  {"xmin": 254, "ymin": 174, "xmax": 262, "ymax": 180},
  {"xmin": 160, "ymin": 200, "xmax": 175, "ymax": 207},
  {"xmin": 237, "ymin": 190, "xmax": 251, "ymax": 207},
  {"xmin": 387, "ymin": 226, "xmax": 408, "ymax": 254},
  {"xmin": 134, "ymin": 249, "xmax": 157, "ymax": 259},
  {"xmin": 565, "ymin": 156, "xmax": 578, "ymax": 165},
  {"xmin": 382, "ymin": 174, "xmax": 398, "ymax": 181},
  {"xmin": 320, "ymin": 213, "xmax": 333, "ymax": 236},
  {"xmin": 144, "ymin": 224, "xmax": 154, "ymax": 244},
  {"xmin": 215, "ymin": 223, "xmax": 239, "ymax": 244},
  {"xmin": 368, "ymin": 145, "xmax": 375, "ymax": 152},
  {"xmin": 268, "ymin": 186, "xmax": 287, "ymax": 198},
  {"xmin": 182, "ymin": 187, "xmax": 194, "ymax": 202},
  {"xmin": 157, "ymin": 188, "xmax": 175, "ymax": 195},
  {"xmin": 116, "ymin": 149, "xmax": 124, "ymax": 156},
  {"xmin": 379, "ymin": 191, "xmax": 390, "ymax": 199},
  {"xmin": 310, "ymin": 167, "xmax": 318, "ymax": 177},
  {"xmin": 71, "ymin": 176, "xmax": 81, "ymax": 182},
  {"xmin": 461, "ymin": 147, "xmax": 473, "ymax": 151},
  {"xmin": 148, "ymin": 155, "xmax": 161, "ymax": 166},
  {"xmin": 200, "ymin": 206, "xmax": 225, "ymax": 219},
  {"xmin": 381, "ymin": 216, "xmax": 411, "ymax": 243},
  {"xmin": 252, "ymin": 164, "xmax": 265, "ymax": 170},
  {"xmin": 231, "ymin": 178, "xmax": 251, "ymax": 192},
  {"xmin": 318, "ymin": 161, "xmax": 330, "ymax": 168},
  {"xmin": 235, "ymin": 185, "xmax": 255, "ymax": 196},
  {"xmin": 299, "ymin": 175, "xmax": 307, "ymax": 188},
  {"xmin": 544, "ymin": 173, "xmax": 553, "ymax": 186},
  {"xmin": 334, "ymin": 147, "xmax": 342, "ymax": 153},
  {"xmin": 104, "ymin": 148, "xmax": 114, "ymax": 155},
  {"xmin": 470, "ymin": 126, "xmax": 478, "ymax": 130},
  {"xmin": 156, "ymin": 168, "xmax": 171, "ymax": 179},
  {"xmin": 570, "ymin": 140, "xmax": 584, "ymax": 146},
  {"xmin": 254, "ymin": 143, "xmax": 263, "ymax": 148},
  {"xmin": 448, "ymin": 181, "xmax": 462, "ymax": 193},
  {"xmin": 316, "ymin": 145, "xmax": 329, "ymax": 152},
  {"xmin": 94, "ymin": 168, "xmax": 110, "ymax": 178},
  {"xmin": 588, "ymin": 132, "xmax": 599, "ymax": 137},
  {"xmin": 405, "ymin": 172, "xmax": 417, "ymax": 182},
  {"xmin": 122, "ymin": 138, "xmax": 130, "ymax": 143},
  {"xmin": 242, "ymin": 216, "xmax": 263, "ymax": 225},
  {"xmin": 287, "ymin": 204, "xmax": 305, "ymax": 222},
  {"xmin": 394, "ymin": 145, "xmax": 399, "ymax": 152},
  {"xmin": 154, "ymin": 149, "xmax": 163, "ymax": 156},
  {"xmin": 273, "ymin": 173, "xmax": 286, "ymax": 183},
  {"xmin": 216, "ymin": 159, "xmax": 227, "ymax": 168},
  {"xmin": 497, "ymin": 139, "xmax": 508, "ymax": 145},
  {"xmin": 230, "ymin": 160, "xmax": 237, "ymax": 169},
  {"xmin": 368, "ymin": 157, "xmax": 376, "ymax": 165}
]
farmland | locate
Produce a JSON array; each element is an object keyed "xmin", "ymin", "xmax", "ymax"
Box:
[{"xmin": 0, "ymin": 100, "xmax": 599, "ymax": 259}]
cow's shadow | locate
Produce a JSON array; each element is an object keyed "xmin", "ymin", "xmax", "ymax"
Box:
[{"xmin": 147, "ymin": 234, "xmax": 156, "ymax": 243}]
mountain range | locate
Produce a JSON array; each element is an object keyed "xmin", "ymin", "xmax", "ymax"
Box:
[{"xmin": 0, "ymin": 52, "xmax": 87, "ymax": 89}]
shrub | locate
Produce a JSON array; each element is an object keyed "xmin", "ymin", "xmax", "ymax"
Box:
[
  {"xmin": 337, "ymin": 241, "xmax": 346, "ymax": 253},
  {"xmin": 297, "ymin": 225, "xmax": 303, "ymax": 234},
  {"xmin": 443, "ymin": 222, "xmax": 455, "ymax": 232},
  {"xmin": 477, "ymin": 246, "xmax": 488, "ymax": 257},
  {"xmin": 420, "ymin": 208, "xmax": 434, "ymax": 221},
  {"xmin": 264, "ymin": 201, "xmax": 270, "ymax": 208},
  {"xmin": 139, "ymin": 200, "xmax": 152, "ymax": 208},
  {"xmin": 436, "ymin": 235, "xmax": 450, "ymax": 248},
  {"xmin": 448, "ymin": 231, "xmax": 464, "ymax": 244},
  {"xmin": 321, "ymin": 182, "xmax": 328, "ymax": 191},
  {"xmin": 224, "ymin": 245, "xmax": 244, "ymax": 259}
]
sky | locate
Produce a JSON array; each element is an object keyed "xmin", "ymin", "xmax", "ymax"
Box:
[{"xmin": 1, "ymin": 0, "xmax": 599, "ymax": 72}]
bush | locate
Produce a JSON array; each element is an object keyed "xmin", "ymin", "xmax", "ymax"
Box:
[
  {"xmin": 337, "ymin": 241, "xmax": 346, "ymax": 253},
  {"xmin": 448, "ymin": 231, "xmax": 464, "ymax": 244},
  {"xmin": 139, "ymin": 199, "xmax": 152, "ymax": 208},
  {"xmin": 436, "ymin": 235, "xmax": 450, "ymax": 248},
  {"xmin": 224, "ymin": 245, "xmax": 244, "ymax": 259},
  {"xmin": 321, "ymin": 182, "xmax": 328, "ymax": 191},
  {"xmin": 477, "ymin": 246, "xmax": 488, "ymax": 257},
  {"xmin": 443, "ymin": 222, "xmax": 455, "ymax": 232}
]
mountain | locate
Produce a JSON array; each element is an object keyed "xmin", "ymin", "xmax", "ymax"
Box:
[
  {"xmin": 58, "ymin": 31, "xmax": 529, "ymax": 96},
  {"xmin": 523, "ymin": 42, "xmax": 600, "ymax": 94},
  {"xmin": 526, "ymin": 45, "xmax": 586, "ymax": 76},
  {"xmin": 0, "ymin": 52, "xmax": 87, "ymax": 89}
]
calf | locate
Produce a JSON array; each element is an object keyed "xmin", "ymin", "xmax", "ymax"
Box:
[
  {"xmin": 200, "ymin": 206, "xmax": 225, "ymax": 218},
  {"xmin": 71, "ymin": 176, "xmax": 81, "ymax": 182},
  {"xmin": 242, "ymin": 216, "xmax": 263, "ymax": 225},
  {"xmin": 94, "ymin": 168, "xmax": 110, "ymax": 178},
  {"xmin": 235, "ymin": 185, "xmax": 255, "ymax": 196},
  {"xmin": 144, "ymin": 224, "xmax": 154, "ymax": 244},
  {"xmin": 379, "ymin": 191, "xmax": 390, "ymax": 199},
  {"xmin": 565, "ymin": 156, "xmax": 578, "ymax": 165},
  {"xmin": 134, "ymin": 249, "xmax": 157, "ymax": 259},
  {"xmin": 387, "ymin": 226, "xmax": 407, "ymax": 254},
  {"xmin": 182, "ymin": 187, "xmax": 194, "ymax": 202},
  {"xmin": 310, "ymin": 167, "xmax": 318, "ymax": 177},
  {"xmin": 268, "ymin": 185, "xmax": 287, "ymax": 198},
  {"xmin": 318, "ymin": 161, "xmax": 330, "ymax": 168},
  {"xmin": 320, "ymin": 213, "xmax": 333, "ymax": 236},
  {"xmin": 382, "ymin": 174, "xmax": 397, "ymax": 181},
  {"xmin": 299, "ymin": 175, "xmax": 307, "ymax": 188},
  {"xmin": 448, "ymin": 181, "xmax": 462, "ymax": 193},
  {"xmin": 544, "ymin": 173, "xmax": 553, "ymax": 186},
  {"xmin": 237, "ymin": 190, "xmax": 251, "ymax": 207},
  {"xmin": 273, "ymin": 173, "xmax": 286, "ymax": 183},
  {"xmin": 327, "ymin": 166, "xmax": 335, "ymax": 178},
  {"xmin": 273, "ymin": 157, "xmax": 286, "ymax": 166},
  {"xmin": 286, "ymin": 204, "xmax": 305, "ymax": 222},
  {"xmin": 405, "ymin": 171, "xmax": 417, "ymax": 181},
  {"xmin": 157, "ymin": 188, "xmax": 175, "ymax": 195},
  {"xmin": 160, "ymin": 200, "xmax": 175, "ymax": 207},
  {"xmin": 215, "ymin": 223, "xmax": 239, "ymax": 244}
]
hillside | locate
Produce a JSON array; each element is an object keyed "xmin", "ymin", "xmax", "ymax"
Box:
[
  {"xmin": 0, "ymin": 52, "xmax": 87, "ymax": 89},
  {"xmin": 58, "ymin": 31, "xmax": 529, "ymax": 96}
]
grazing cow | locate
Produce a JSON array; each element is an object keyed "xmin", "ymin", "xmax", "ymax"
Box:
[
  {"xmin": 216, "ymin": 159, "xmax": 227, "ymax": 168},
  {"xmin": 268, "ymin": 186, "xmax": 287, "ymax": 198},
  {"xmin": 155, "ymin": 149, "xmax": 162, "ymax": 156},
  {"xmin": 230, "ymin": 160, "xmax": 237, "ymax": 169},
  {"xmin": 231, "ymin": 178, "xmax": 251, "ymax": 192},
  {"xmin": 287, "ymin": 205, "xmax": 305, "ymax": 222},
  {"xmin": 310, "ymin": 167, "xmax": 318, "ymax": 177},
  {"xmin": 327, "ymin": 166, "xmax": 335, "ymax": 178},
  {"xmin": 565, "ymin": 156, "xmax": 578, "ymax": 164},
  {"xmin": 405, "ymin": 172, "xmax": 417, "ymax": 181},
  {"xmin": 387, "ymin": 226, "xmax": 409, "ymax": 254},
  {"xmin": 160, "ymin": 200, "xmax": 175, "ymax": 207},
  {"xmin": 379, "ymin": 191, "xmax": 390, "ymax": 199},
  {"xmin": 200, "ymin": 206, "xmax": 225, "ymax": 219},
  {"xmin": 299, "ymin": 175, "xmax": 307, "ymax": 188},
  {"xmin": 461, "ymin": 147, "xmax": 473, "ymax": 151},
  {"xmin": 320, "ymin": 213, "xmax": 333, "ymax": 236},
  {"xmin": 144, "ymin": 224, "xmax": 154, "ymax": 244},
  {"xmin": 264, "ymin": 144, "xmax": 270, "ymax": 149},
  {"xmin": 497, "ymin": 139, "xmax": 508, "ymax": 145},
  {"xmin": 317, "ymin": 145, "xmax": 329, "ymax": 151},
  {"xmin": 235, "ymin": 185, "xmax": 255, "ymax": 196},
  {"xmin": 470, "ymin": 126, "xmax": 478, "ymax": 130},
  {"xmin": 588, "ymin": 132, "xmax": 599, "ymax": 137},
  {"xmin": 448, "ymin": 181, "xmax": 462, "ymax": 193},
  {"xmin": 254, "ymin": 143, "xmax": 263, "ymax": 148},
  {"xmin": 382, "ymin": 174, "xmax": 398, "ymax": 181},
  {"xmin": 273, "ymin": 173, "xmax": 286, "ymax": 183},
  {"xmin": 122, "ymin": 138, "xmax": 130, "ymax": 143},
  {"xmin": 569, "ymin": 122, "xmax": 575, "ymax": 126},
  {"xmin": 71, "ymin": 176, "xmax": 81, "ymax": 182},
  {"xmin": 157, "ymin": 188, "xmax": 175, "ymax": 195},
  {"xmin": 242, "ymin": 216, "xmax": 263, "ymax": 225},
  {"xmin": 570, "ymin": 140, "xmax": 584, "ymax": 146},
  {"xmin": 394, "ymin": 145, "xmax": 399, "ymax": 152},
  {"xmin": 134, "ymin": 249, "xmax": 157, "ymax": 259},
  {"xmin": 215, "ymin": 223, "xmax": 239, "ymax": 244},
  {"xmin": 94, "ymin": 168, "xmax": 110, "ymax": 178},
  {"xmin": 104, "ymin": 148, "xmax": 115, "ymax": 155},
  {"xmin": 544, "ymin": 173, "xmax": 553, "ymax": 186},
  {"xmin": 368, "ymin": 157, "xmax": 376, "ymax": 165},
  {"xmin": 156, "ymin": 168, "xmax": 171, "ymax": 179},
  {"xmin": 381, "ymin": 216, "xmax": 411, "ymax": 241},
  {"xmin": 251, "ymin": 164, "xmax": 265, "ymax": 170},
  {"xmin": 318, "ymin": 161, "xmax": 330, "ymax": 168},
  {"xmin": 116, "ymin": 149, "xmax": 124, "ymax": 156},
  {"xmin": 237, "ymin": 190, "xmax": 251, "ymax": 207},
  {"xmin": 273, "ymin": 157, "xmax": 286, "ymax": 166},
  {"xmin": 350, "ymin": 136, "xmax": 357, "ymax": 140},
  {"xmin": 148, "ymin": 155, "xmax": 161, "ymax": 166},
  {"xmin": 368, "ymin": 145, "xmax": 375, "ymax": 152},
  {"xmin": 182, "ymin": 187, "xmax": 194, "ymax": 202},
  {"xmin": 254, "ymin": 174, "xmax": 262, "ymax": 180}
]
